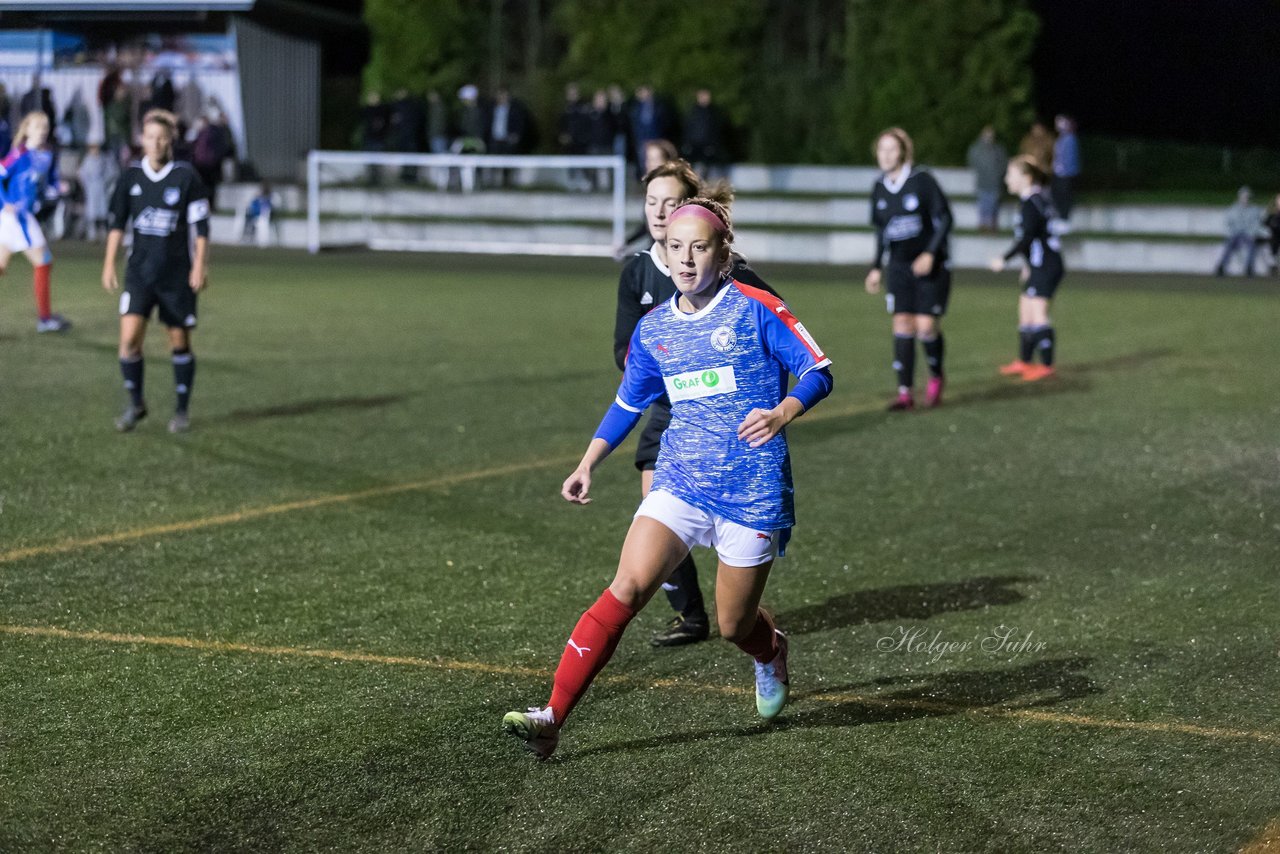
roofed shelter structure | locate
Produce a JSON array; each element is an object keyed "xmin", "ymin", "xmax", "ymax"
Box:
[{"xmin": 0, "ymin": 0, "xmax": 365, "ymax": 180}]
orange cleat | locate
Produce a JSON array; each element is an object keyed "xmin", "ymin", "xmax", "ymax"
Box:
[
  {"xmin": 999, "ymin": 359, "xmax": 1030, "ymax": 376},
  {"xmin": 1021, "ymin": 364, "xmax": 1057, "ymax": 382}
]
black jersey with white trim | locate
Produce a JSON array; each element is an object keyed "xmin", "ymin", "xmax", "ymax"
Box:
[
  {"xmin": 613, "ymin": 244, "xmax": 776, "ymax": 371},
  {"xmin": 108, "ymin": 159, "xmax": 210, "ymax": 280},
  {"xmin": 869, "ymin": 165, "xmax": 953, "ymax": 269},
  {"xmin": 1004, "ymin": 189, "xmax": 1065, "ymax": 269}
]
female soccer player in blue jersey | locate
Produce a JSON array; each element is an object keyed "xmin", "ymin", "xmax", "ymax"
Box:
[
  {"xmin": 0, "ymin": 111, "xmax": 70, "ymax": 332},
  {"xmin": 989, "ymin": 156, "xmax": 1065, "ymax": 382},
  {"xmin": 505, "ymin": 197, "xmax": 833, "ymax": 759},
  {"xmin": 616, "ymin": 159, "xmax": 778, "ymax": 648}
]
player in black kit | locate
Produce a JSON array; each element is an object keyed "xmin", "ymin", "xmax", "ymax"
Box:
[
  {"xmin": 101, "ymin": 109, "xmax": 211, "ymax": 433},
  {"xmin": 615, "ymin": 159, "xmax": 777, "ymax": 646},
  {"xmin": 863, "ymin": 128, "xmax": 954, "ymax": 410},
  {"xmin": 990, "ymin": 155, "xmax": 1065, "ymax": 382}
]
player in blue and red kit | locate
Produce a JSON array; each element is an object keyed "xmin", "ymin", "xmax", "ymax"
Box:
[
  {"xmin": 504, "ymin": 197, "xmax": 833, "ymax": 759},
  {"xmin": 0, "ymin": 111, "xmax": 70, "ymax": 332},
  {"xmin": 615, "ymin": 158, "xmax": 780, "ymax": 648}
]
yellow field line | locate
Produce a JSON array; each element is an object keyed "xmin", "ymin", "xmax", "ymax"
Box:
[
  {"xmin": 0, "ymin": 455, "xmax": 578, "ymax": 565},
  {"xmin": 4, "ymin": 622, "xmax": 1278, "ymax": 748},
  {"xmin": 0, "ymin": 396, "xmax": 876, "ymax": 567}
]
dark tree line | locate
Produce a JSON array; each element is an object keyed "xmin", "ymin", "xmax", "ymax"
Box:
[{"xmin": 362, "ymin": 0, "xmax": 1038, "ymax": 166}]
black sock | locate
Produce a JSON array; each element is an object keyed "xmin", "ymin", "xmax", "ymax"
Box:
[
  {"xmin": 172, "ymin": 349, "xmax": 195, "ymax": 413},
  {"xmin": 920, "ymin": 332, "xmax": 945, "ymax": 378},
  {"xmin": 663, "ymin": 552, "xmax": 706, "ymax": 621},
  {"xmin": 120, "ymin": 356, "xmax": 144, "ymax": 407},
  {"xmin": 893, "ymin": 333, "xmax": 916, "ymax": 390},
  {"xmin": 1019, "ymin": 326, "xmax": 1035, "ymax": 362},
  {"xmin": 1035, "ymin": 326, "xmax": 1055, "ymax": 366}
]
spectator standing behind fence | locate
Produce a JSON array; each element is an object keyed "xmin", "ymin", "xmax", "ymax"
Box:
[
  {"xmin": 77, "ymin": 141, "xmax": 116, "ymax": 240},
  {"xmin": 359, "ymin": 91, "xmax": 392, "ymax": 185},
  {"xmin": 629, "ymin": 85, "xmax": 672, "ymax": 178},
  {"xmin": 487, "ymin": 87, "xmax": 533, "ymax": 188},
  {"xmin": 682, "ymin": 88, "xmax": 727, "ymax": 180},
  {"xmin": 1265, "ymin": 194, "xmax": 1280, "ymax": 276},
  {"xmin": 558, "ymin": 83, "xmax": 591, "ymax": 191},
  {"xmin": 967, "ymin": 125, "xmax": 1007, "ymax": 232},
  {"xmin": 104, "ymin": 86, "xmax": 131, "ymax": 165},
  {"xmin": 390, "ymin": 88, "xmax": 425, "ymax": 183},
  {"xmin": 1052, "ymin": 115, "xmax": 1081, "ymax": 219},
  {"xmin": 1214, "ymin": 187, "xmax": 1263, "ymax": 277},
  {"xmin": 607, "ymin": 83, "xmax": 630, "ymax": 160},
  {"xmin": 191, "ymin": 111, "xmax": 233, "ymax": 209}
]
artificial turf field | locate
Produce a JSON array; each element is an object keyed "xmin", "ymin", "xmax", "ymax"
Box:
[{"xmin": 1, "ymin": 243, "xmax": 1277, "ymax": 852}]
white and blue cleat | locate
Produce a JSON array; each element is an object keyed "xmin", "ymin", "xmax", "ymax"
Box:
[{"xmin": 754, "ymin": 630, "xmax": 790, "ymax": 720}]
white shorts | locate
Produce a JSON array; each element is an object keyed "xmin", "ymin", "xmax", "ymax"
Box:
[
  {"xmin": 635, "ymin": 489, "xmax": 783, "ymax": 568},
  {"xmin": 0, "ymin": 208, "xmax": 47, "ymax": 253}
]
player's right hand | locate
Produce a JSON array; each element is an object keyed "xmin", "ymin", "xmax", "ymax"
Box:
[
  {"xmin": 562, "ymin": 468, "xmax": 593, "ymax": 504},
  {"xmin": 864, "ymin": 268, "xmax": 882, "ymax": 294},
  {"xmin": 102, "ymin": 268, "xmax": 118, "ymax": 292},
  {"xmin": 989, "ymin": 257, "xmax": 1005, "ymax": 273}
]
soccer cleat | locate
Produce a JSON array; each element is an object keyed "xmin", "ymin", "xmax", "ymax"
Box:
[
  {"xmin": 925, "ymin": 376, "xmax": 945, "ymax": 408},
  {"xmin": 886, "ymin": 391, "xmax": 914, "ymax": 411},
  {"xmin": 36, "ymin": 314, "xmax": 71, "ymax": 333},
  {"xmin": 650, "ymin": 614, "xmax": 710, "ymax": 647},
  {"xmin": 1021, "ymin": 364, "xmax": 1057, "ymax": 382},
  {"xmin": 114, "ymin": 404, "xmax": 148, "ymax": 432},
  {"xmin": 754, "ymin": 631, "xmax": 790, "ymax": 720},
  {"xmin": 999, "ymin": 359, "xmax": 1030, "ymax": 376},
  {"xmin": 502, "ymin": 706, "xmax": 560, "ymax": 760},
  {"xmin": 167, "ymin": 411, "xmax": 191, "ymax": 433}
]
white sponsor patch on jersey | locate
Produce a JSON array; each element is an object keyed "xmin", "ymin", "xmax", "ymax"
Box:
[
  {"xmin": 664, "ymin": 365, "xmax": 737, "ymax": 402},
  {"xmin": 134, "ymin": 206, "xmax": 179, "ymax": 237}
]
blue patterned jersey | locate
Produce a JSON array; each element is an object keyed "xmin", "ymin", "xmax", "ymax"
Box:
[
  {"xmin": 0, "ymin": 146, "xmax": 57, "ymax": 213},
  {"xmin": 615, "ymin": 279, "xmax": 831, "ymax": 530}
]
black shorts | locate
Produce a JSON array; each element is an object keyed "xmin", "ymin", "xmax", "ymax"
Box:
[
  {"xmin": 1023, "ymin": 260, "xmax": 1064, "ymax": 299},
  {"xmin": 120, "ymin": 273, "xmax": 198, "ymax": 328},
  {"xmin": 635, "ymin": 400, "xmax": 672, "ymax": 471},
  {"xmin": 885, "ymin": 262, "xmax": 951, "ymax": 317}
]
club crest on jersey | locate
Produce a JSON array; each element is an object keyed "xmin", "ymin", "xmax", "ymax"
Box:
[
  {"xmin": 710, "ymin": 325, "xmax": 737, "ymax": 353},
  {"xmin": 904, "ymin": 193, "xmax": 919, "ymax": 211},
  {"xmin": 163, "ymin": 187, "xmax": 181, "ymax": 206}
]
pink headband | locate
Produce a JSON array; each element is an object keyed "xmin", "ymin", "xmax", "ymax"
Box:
[{"xmin": 668, "ymin": 204, "xmax": 728, "ymax": 234}]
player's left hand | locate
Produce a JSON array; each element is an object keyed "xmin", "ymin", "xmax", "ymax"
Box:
[
  {"xmin": 912, "ymin": 252, "xmax": 935, "ymax": 277},
  {"xmin": 737, "ymin": 406, "xmax": 786, "ymax": 448},
  {"xmin": 190, "ymin": 270, "xmax": 207, "ymax": 292},
  {"xmin": 989, "ymin": 256, "xmax": 1005, "ymax": 273}
]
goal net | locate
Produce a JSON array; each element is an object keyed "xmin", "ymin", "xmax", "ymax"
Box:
[{"xmin": 306, "ymin": 151, "xmax": 630, "ymax": 257}]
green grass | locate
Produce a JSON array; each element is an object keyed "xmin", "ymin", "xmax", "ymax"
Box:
[{"xmin": 1, "ymin": 244, "xmax": 1278, "ymax": 852}]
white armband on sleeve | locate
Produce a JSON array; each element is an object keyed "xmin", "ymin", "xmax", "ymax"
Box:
[{"xmin": 188, "ymin": 198, "xmax": 210, "ymax": 223}]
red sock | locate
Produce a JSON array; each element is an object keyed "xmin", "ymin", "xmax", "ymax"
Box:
[
  {"xmin": 33, "ymin": 263, "xmax": 52, "ymax": 319},
  {"xmin": 547, "ymin": 588, "xmax": 636, "ymax": 724},
  {"xmin": 733, "ymin": 609, "xmax": 779, "ymax": 663}
]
